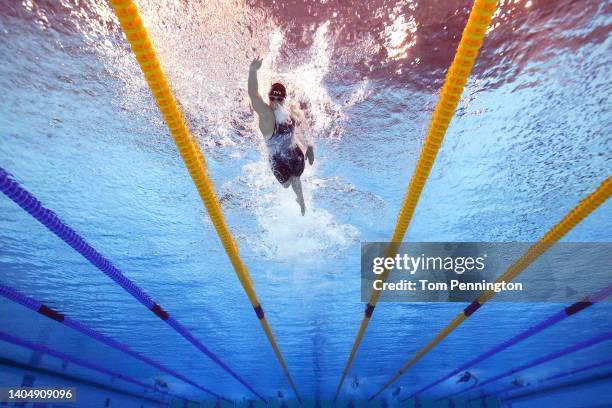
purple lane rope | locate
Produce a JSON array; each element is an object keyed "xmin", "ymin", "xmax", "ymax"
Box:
[
  {"xmin": 443, "ymin": 330, "xmax": 612, "ymax": 400},
  {"xmin": 404, "ymin": 283, "xmax": 612, "ymax": 400},
  {"xmin": 0, "ymin": 167, "xmax": 265, "ymax": 402},
  {"xmin": 0, "ymin": 330, "xmax": 162, "ymax": 394},
  {"xmin": 0, "ymin": 283, "xmax": 229, "ymax": 401}
]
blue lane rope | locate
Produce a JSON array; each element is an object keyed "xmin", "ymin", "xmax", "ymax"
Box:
[
  {"xmin": 404, "ymin": 283, "xmax": 612, "ymax": 400},
  {"xmin": 471, "ymin": 358, "xmax": 612, "ymax": 402},
  {"xmin": 441, "ymin": 330, "xmax": 612, "ymax": 400},
  {"xmin": 0, "ymin": 330, "xmax": 166, "ymax": 396},
  {"xmin": 0, "ymin": 283, "xmax": 229, "ymax": 401},
  {"xmin": 0, "ymin": 167, "xmax": 265, "ymax": 402},
  {"xmin": 540, "ymin": 358, "xmax": 612, "ymax": 383}
]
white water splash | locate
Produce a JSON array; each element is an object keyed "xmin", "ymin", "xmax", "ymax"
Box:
[
  {"xmin": 234, "ymin": 159, "xmax": 359, "ymax": 262},
  {"xmin": 76, "ymin": 0, "xmax": 365, "ymax": 260}
]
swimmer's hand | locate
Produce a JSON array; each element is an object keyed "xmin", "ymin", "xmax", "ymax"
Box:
[
  {"xmin": 250, "ymin": 56, "xmax": 263, "ymax": 72},
  {"xmin": 306, "ymin": 145, "xmax": 314, "ymax": 165}
]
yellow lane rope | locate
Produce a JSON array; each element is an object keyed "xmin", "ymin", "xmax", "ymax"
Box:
[
  {"xmin": 370, "ymin": 177, "xmax": 611, "ymax": 398},
  {"xmin": 334, "ymin": 0, "xmax": 499, "ymax": 398},
  {"xmin": 107, "ymin": 0, "xmax": 301, "ymax": 401}
]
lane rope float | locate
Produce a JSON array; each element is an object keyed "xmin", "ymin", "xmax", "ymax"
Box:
[
  {"xmin": 370, "ymin": 177, "xmax": 611, "ymax": 399},
  {"xmin": 0, "ymin": 330, "xmax": 168, "ymax": 399},
  {"xmin": 442, "ymin": 330, "xmax": 612, "ymax": 400},
  {"xmin": 0, "ymin": 283, "xmax": 229, "ymax": 401},
  {"xmin": 404, "ymin": 283, "xmax": 612, "ymax": 400},
  {"xmin": 0, "ymin": 168, "xmax": 262, "ymax": 401},
  {"xmin": 107, "ymin": 0, "xmax": 300, "ymax": 400},
  {"xmin": 472, "ymin": 358, "xmax": 612, "ymax": 402},
  {"xmin": 335, "ymin": 0, "xmax": 499, "ymax": 398}
]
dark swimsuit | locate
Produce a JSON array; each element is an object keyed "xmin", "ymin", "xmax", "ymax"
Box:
[{"xmin": 269, "ymin": 117, "xmax": 305, "ymax": 184}]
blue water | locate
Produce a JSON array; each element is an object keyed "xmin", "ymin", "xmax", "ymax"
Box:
[{"xmin": 0, "ymin": 0, "xmax": 611, "ymax": 406}]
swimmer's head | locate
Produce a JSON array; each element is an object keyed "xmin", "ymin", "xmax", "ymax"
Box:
[{"xmin": 269, "ymin": 82, "xmax": 286, "ymax": 107}]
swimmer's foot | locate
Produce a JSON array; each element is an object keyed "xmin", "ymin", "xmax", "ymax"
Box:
[{"xmin": 296, "ymin": 198, "xmax": 306, "ymax": 216}]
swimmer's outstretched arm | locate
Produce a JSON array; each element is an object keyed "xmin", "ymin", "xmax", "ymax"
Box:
[
  {"xmin": 248, "ymin": 57, "xmax": 274, "ymax": 136},
  {"xmin": 248, "ymin": 57, "xmax": 265, "ymax": 112}
]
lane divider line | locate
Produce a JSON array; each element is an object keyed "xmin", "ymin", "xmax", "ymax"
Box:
[
  {"xmin": 404, "ymin": 283, "xmax": 612, "ymax": 400},
  {"xmin": 107, "ymin": 0, "xmax": 300, "ymax": 400},
  {"xmin": 334, "ymin": 0, "xmax": 499, "ymax": 398},
  {"xmin": 0, "ymin": 330, "xmax": 169, "ymax": 399},
  {"xmin": 0, "ymin": 283, "xmax": 230, "ymax": 401},
  {"xmin": 0, "ymin": 168, "xmax": 259, "ymax": 401},
  {"xmin": 443, "ymin": 330, "xmax": 612, "ymax": 400},
  {"xmin": 370, "ymin": 177, "xmax": 611, "ymax": 399}
]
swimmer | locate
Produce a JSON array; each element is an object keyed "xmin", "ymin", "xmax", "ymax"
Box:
[
  {"xmin": 248, "ymin": 56, "xmax": 315, "ymax": 215},
  {"xmin": 456, "ymin": 371, "xmax": 478, "ymax": 385}
]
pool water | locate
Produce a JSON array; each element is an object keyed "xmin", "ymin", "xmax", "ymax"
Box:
[{"xmin": 0, "ymin": 0, "xmax": 611, "ymax": 406}]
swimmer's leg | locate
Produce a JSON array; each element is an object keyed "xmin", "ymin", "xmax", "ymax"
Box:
[{"xmin": 290, "ymin": 176, "xmax": 306, "ymax": 216}]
